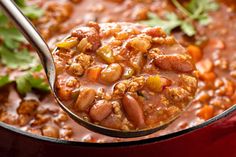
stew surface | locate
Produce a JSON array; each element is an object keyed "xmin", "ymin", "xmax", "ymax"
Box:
[
  {"xmin": 54, "ymin": 22, "xmax": 197, "ymax": 131},
  {"xmin": 0, "ymin": 0, "xmax": 235, "ymax": 142}
]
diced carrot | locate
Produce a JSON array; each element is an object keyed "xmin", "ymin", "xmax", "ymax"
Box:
[
  {"xmin": 196, "ymin": 59, "xmax": 214, "ymax": 73},
  {"xmin": 87, "ymin": 66, "xmax": 102, "ymax": 81},
  {"xmin": 197, "ymin": 105, "xmax": 214, "ymax": 120},
  {"xmin": 199, "ymin": 72, "xmax": 216, "ymax": 82},
  {"xmin": 187, "ymin": 45, "xmax": 202, "ymax": 63},
  {"xmin": 208, "ymin": 39, "xmax": 225, "ymax": 50}
]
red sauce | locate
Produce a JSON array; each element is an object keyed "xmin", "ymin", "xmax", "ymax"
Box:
[{"xmin": 0, "ymin": 0, "xmax": 235, "ymax": 142}]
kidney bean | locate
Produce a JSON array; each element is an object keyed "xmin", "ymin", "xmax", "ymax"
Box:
[
  {"xmin": 75, "ymin": 88, "xmax": 96, "ymax": 111},
  {"xmin": 89, "ymin": 100, "xmax": 112, "ymax": 122},
  {"xmin": 100, "ymin": 63, "xmax": 122, "ymax": 83},
  {"xmin": 154, "ymin": 54, "xmax": 195, "ymax": 72},
  {"xmin": 122, "ymin": 94, "xmax": 145, "ymax": 127}
]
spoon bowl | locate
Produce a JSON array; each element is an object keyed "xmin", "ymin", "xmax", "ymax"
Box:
[{"xmin": 0, "ymin": 0, "xmax": 193, "ymax": 138}]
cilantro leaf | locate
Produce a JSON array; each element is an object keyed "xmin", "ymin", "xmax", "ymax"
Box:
[
  {"xmin": 21, "ymin": 5, "xmax": 44, "ymax": 20},
  {"xmin": 16, "ymin": 72, "xmax": 50, "ymax": 95},
  {"xmin": 0, "ymin": 75, "xmax": 11, "ymax": 87},
  {"xmin": 14, "ymin": 0, "xmax": 44, "ymax": 19},
  {"xmin": 29, "ymin": 75, "xmax": 50, "ymax": 92},
  {"xmin": 0, "ymin": 0, "xmax": 48, "ymax": 95},
  {"xmin": 16, "ymin": 73, "xmax": 32, "ymax": 94},
  {"xmin": 174, "ymin": 0, "xmax": 219, "ymax": 25},
  {"xmin": 187, "ymin": 0, "xmax": 219, "ymax": 14},
  {"xmin": 140, "ymin": 12, "xmax": 181, "ymax": 34},
  {"xmin": 0, "ymin": 13, "xmax": 8, "ymax": 27},
  {"xmin": 140, "ymin": 0, "xmax": 219, "ymax": 36},
  {"xmin": 14, "ymin": 0, "xmax": 26, "ymax": 7},
  {"xmin": 0, "ymin": 27, "xmax": 26, "ymax": 47},
  {"xmin": 0, "ymin": 46, "xmax": 37, "ymax": 69},
  {"xmin": 30, "ymin": 65, "xmax": 43, "ymax": 72},
  {"xmin": 180, "ymin": 21, "xmax": 196, "ymax": 36}
]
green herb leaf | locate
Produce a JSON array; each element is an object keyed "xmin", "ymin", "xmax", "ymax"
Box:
[
  {"xmin": 174, "ymin": 0, "xmax": 219, "ymax": 25},
  {"xmin": 30, "ymin": 65, "xmax": 43, "ymax": 72},
  {"xmin": 140, "ymin": 0, "xmax": 219, "ymax": 36},
  {"xmin": 0, "ymin": 13, "xmax": 8, "ymax": 27},
  {"xmin": 140, "ymin": 12, "xmax": 181, "ymax": 34},
  {"xmin": 0, "ymin": 75, "xmax": 11, "ymax": 87},
  {"xmin": 28, "ymin": 75, "xmax": 50, "ymax": 92},
  {"xmin": 21, "ymin": 5, "xmax": 44, "ymax": 20},
  {"xmin": 0, "ymin": 27, "xmax": 26, "ymax": 47},
  {"xmin": 0, "ymin": 0, "xmax": 48, "ymax": 94},
  {"xmin": 180, "ymin": 21, "xmax": 196, "ymax": 36},
  {"xmin": 16, "ymin": 71, "xmax": 50, "ymax": 95},
  {"xmin": 14, "ymin": 0, "xmax": 26, "ymax": 7},
  {"xmin": 0, "ymin": 46, "xmax": 37, "ymax": 69},
  {"xmin": 16, "ymin": 73, "xmax": 32, "ymax": 94}
]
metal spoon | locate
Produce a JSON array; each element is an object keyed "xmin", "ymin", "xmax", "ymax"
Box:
[{"xmin": 0, "ymin": 0, "xmax": 184, "ymax": 138}]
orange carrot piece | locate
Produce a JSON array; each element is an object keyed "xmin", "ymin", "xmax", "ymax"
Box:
[
  {"xmin": 197, "ymin": 105, "xmax": 214, "ymax": 120},
  {"xmin": 87, "ymin": 66, "xmax": 102, "ymax": 81},
  {"xmin": 187, "ymin": 45, "xmax": 202, "ymax": 63}
]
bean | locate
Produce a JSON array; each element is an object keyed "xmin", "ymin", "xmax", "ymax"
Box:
[
  {"xmin": 127, "ymin": 35, "xmax": 151, "ymax": 52},
  {"xmin": 75, "ymin": 88, "xmax": 96, "ymax": 111},
  {"xmin": 197, "ymin": 105, "xmax": 214, "ymax": 120},
  {"xmin": 42, "ymin": 126, "xmax": 59, "ymax": 138},
  {"xmin": 122, "ymin": 67, "xmax": 134, "ymax": 79},
  {"xmin": 130, "ymin": 52, "xmax": 145, "ymax": 73},
  {"xmin": 96, "ymin": 45, "xmax": 115, "ymax": 64},
  {"xmin": 154, "ymin": 54, "xmax": 195, "ymax": 72},
  {"xmin": 89, "ymin": 100, "xmax": 112, "ymax": 122},
  {"xmin": 100, "ymin": 63, "xmax": 122, "ymax": 83},
  {"xmin": 122, "ymin": 94, "xmax": 145, "ymax": 127}
]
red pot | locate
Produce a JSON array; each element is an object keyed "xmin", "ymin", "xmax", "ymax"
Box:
[{"xmin": 0, "ymin": 105, "xmax": 235, "ymax": 157}]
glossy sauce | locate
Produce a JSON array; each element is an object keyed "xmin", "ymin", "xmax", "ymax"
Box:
[{"xmin": 0, "ymin": 0, "xmax": 235, "ymax": 142}]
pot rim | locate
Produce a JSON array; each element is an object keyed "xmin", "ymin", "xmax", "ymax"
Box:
[{"xmin": 1, "ymin": 105, "xmax": 235, "ymax": 148}]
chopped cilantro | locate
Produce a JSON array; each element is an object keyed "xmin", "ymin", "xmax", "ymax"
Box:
[
  {"xmin": 141, "ymin": 12, "xmax": 181, "ymax": 34},
  {"xmin": 0, "ymin": 46, "xmax": 37, "ymax": 70},
  {"xmin": 16, "ymin": 71, "xmax": 50, "ymax": 95},
  {"xmin": 0, "ymin": 76, "xmax": 11, "ymax": 87},
  {"xmin": 21, "ymin": 5, "xmax": 44, "ymax": 20},
  {"xmin": 140, "ymin": 0, "xmax": 219, "ymax": 36},
  {"xmin": 14, "ymin": 0, "xmax": 44, "ymax": 20},
  {"xmin": 0, "ymin": 0, "xmax": 49, "ymax": 94}
]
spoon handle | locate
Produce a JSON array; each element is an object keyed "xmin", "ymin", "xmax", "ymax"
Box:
[{"xmin": 0, "ymin": 0, "xmax": 55, "ymax": 88}]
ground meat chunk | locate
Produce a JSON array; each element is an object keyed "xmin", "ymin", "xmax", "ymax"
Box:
[
  {"xmin": 113, "ymin": 76, "xmax": 145, "ymax": 98},
  {"xmin": 17, "ymin": 100, "xmax": 39, "ymax": 116},
  {"xmin": 178, "ymin": 74, "xmax": 198, "ymax": 93},
  {"xmin": 127, "ymin": 76, "xmax": 145, "ymax": 92},
  {"xmin": 75, "ymin": 53, "xmax": 92, "ymax": 69},
  {"xmin": 71, "ymin": 26, "xmax": 101, "ymax": 51},
  {"xmin": 164, "ymin": 87, "xmax": 192, "ymax": 103}
]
